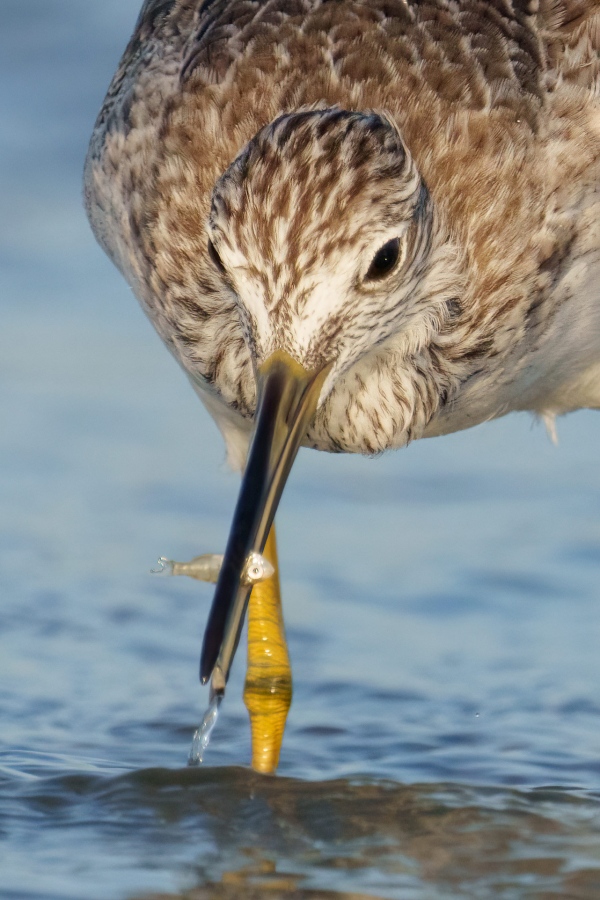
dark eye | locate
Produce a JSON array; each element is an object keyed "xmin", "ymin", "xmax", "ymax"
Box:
[
  {"xmin": 365, "ymin": 237, "xmax": 401, "ymax": 281},
  {"xmin": 208, "ymin": 239, "xmax": 226, "ymax": 275}
]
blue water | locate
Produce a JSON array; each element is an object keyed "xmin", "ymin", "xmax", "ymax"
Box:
[{"xmin": 2, "ymin": 3, "xmax": 600, "ymax": 898}]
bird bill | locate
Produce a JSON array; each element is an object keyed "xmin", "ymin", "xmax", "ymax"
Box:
[{"xmin": 199, "ymin": 350, "xmax": 329, "ymax": 697}]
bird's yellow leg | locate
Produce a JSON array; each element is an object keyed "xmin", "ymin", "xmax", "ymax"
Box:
[{"xmin": 243, "ymin": 525, "xmax": 292, "ymax": 773}]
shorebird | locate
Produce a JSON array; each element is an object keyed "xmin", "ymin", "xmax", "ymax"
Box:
[{"xmin": 85, "ymin": 0, "xmax": 599, "ymax": 772}]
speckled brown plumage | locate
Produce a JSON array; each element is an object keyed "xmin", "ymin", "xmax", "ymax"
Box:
[{"xmin": 85, "ymin": 0, "xmax": 599, "ymax": 464}]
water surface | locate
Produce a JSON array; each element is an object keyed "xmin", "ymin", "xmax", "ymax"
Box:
[{"xmin": 2, "ymin": 3, "xmax": 600, "ymax": 898}]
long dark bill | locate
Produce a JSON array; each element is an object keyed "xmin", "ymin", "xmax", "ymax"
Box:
[{"xmin": 200, "ymin": 350, "xmax": 329, "ymax": 694}]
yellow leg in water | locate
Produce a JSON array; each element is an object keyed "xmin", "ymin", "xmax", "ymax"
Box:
[{"xmin": 243, "ymin": 525, "xmax": 292, "ymax": 773}]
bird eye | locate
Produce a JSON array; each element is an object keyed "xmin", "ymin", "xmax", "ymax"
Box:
[
  {"xmin": 208, "ymin": 239, "xmax": 226, "ymax": 275},
  {"xmin": 365, "ymin": 237, "xmax": 401, "ymax": 281}
]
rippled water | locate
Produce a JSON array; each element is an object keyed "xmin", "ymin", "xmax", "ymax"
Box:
[{"xmin": 2, "ymin": 3, "xmax": 600, "ymax": 898}]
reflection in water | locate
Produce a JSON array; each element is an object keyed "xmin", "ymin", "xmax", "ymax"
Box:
[
  {"xmin": 135, "ymin": 872, "xmax": 381, "ymax": 899},
  {"xmin": 4, "ymin": 763, "xmax": 600, "ymax": 899}
]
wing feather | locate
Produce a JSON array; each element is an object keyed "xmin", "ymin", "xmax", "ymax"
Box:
[{"xmin": 539, "ymin": 0, "xmax": 600, "ymax": 92}]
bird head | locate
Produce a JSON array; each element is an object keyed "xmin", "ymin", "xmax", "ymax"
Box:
[
  {"xmin": 208, "ymin": 107, "xmax": 434, "ymax": 382},
  {"xmin": 201, "ymin": 108, "xmax": 456, "ymax": 693}
]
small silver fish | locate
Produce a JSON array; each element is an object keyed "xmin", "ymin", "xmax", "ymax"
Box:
[{"xmin": 152, "ymin": 551, "xmax": 274, "ymax": 586}]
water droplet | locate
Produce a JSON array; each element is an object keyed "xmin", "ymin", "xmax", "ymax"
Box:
[{"xmin": 188, "ymin": 694, "xmax": 223, "ymax": 766}]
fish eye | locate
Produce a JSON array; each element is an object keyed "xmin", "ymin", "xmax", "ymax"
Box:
[
  {"xmin": 365, "ymin": 237, "xmax": 401, "ymax": 281},
  {"xmin": 208, "ymin": 239, "xmax": 226, "ymax": 275}
]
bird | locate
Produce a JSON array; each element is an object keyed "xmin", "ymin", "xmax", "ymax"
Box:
[{"xmin": 84, "ymin": 0, "xmax": 600, "ymax": 773}]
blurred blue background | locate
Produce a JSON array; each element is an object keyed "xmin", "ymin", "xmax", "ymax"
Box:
[{"xmin": 2, "ymin": 3, "xmax": 600, "ymax": 899}]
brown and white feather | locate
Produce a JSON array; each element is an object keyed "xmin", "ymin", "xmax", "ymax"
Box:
[{"xmin": 84, "ymin": 0, "xmax": 600, "ymax": 465}]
